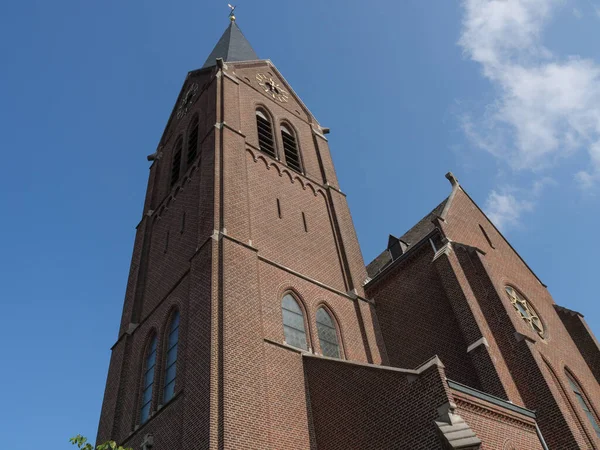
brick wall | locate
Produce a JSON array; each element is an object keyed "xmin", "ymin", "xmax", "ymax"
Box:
[
  {"xmin": 259, "ymin": 261, "xmax": 373, "ymax": 362},
  {"xmin": 452, "ymin": 389, "xmax": 543, "ymax": 450},
  {"xmin": 97, "ymin": 68, "xmax": 218, "ymax": 447},
  {"xmin": 556, "ymin": 307, "xmax": 600, "ymax": 385},
  {"xmin": 96, "ymin": 49, "xmax": 600, "ymax": 449},
  {"xmin": 263, "ymin": 343, "xmax": 315, "ymax": 449},
  {"xmin": 304, "ymin": 355, "xmax": 451, "ymax": 449},
  {"xmin": 366, "ymin": 243, "xmax": 481, "ymax": 388},
  {"xmin": 442, "ymin": 188, "xmax": 600, "ymax": 448},
  {"xmin": 245, "ymin": 150, "xmax": 346, "ymax": 291}
]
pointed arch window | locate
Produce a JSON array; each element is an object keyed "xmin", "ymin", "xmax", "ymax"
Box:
[
  {"xmin": 281, "ymin": 124, "xmax": 301, "ymax": 173},
  {"xmin": 566, "ymin": 371, "xmax": 600, "ymax": 438},
  {"xmin": 187, "ymin": 115, "xmax": 199, "ymax": 165},
  {"xmin": 163, "ymin": 310, "xmax": 180, "ymax": 404},
  {"xmin": 316, "ymin": 307, "xmax": 340, "ymax": 358},
  {"xmin": 282, "ymin": 293, "xmax": 307, "ymax": 350},
  {"xmin": 256, "ymin": 110, "xmax": 276, "ymax": 158},
  {"xmin": 140, "ymin": 335, "xmax": 157, "ymax": 424},
  {"xmin": 171, "ymin": 137, "xmax": 183, "ymax": 187}
]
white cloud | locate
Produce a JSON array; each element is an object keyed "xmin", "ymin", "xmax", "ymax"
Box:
[
  {"xmin": 573, "ymin": 7, "xmax": 583, "ymax": 18},
  {"xmin": 484, "ymin": 178, "xmax": 553, "ymax": 231},
  {"xmin": 485, "ymin": 189, "xmax": 534, "ymax": 231},
  {"xmin": 575, "ymin": 141, "xmax": 600, "ymax": 188},
  {"xmin": 459, "ymin": 0, "xmax": 600, "ymax": 228},
  {"xmin": 587, "ymin": 0, "xmax": 600, "ymax": 18},
  {"xmin": 532, "ymin": 176, "xmax": 558, "ymax": 195}
]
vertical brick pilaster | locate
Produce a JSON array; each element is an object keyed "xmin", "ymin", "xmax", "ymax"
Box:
[
  {"xmin": 221, "ymin": 239, "xmax": 269, "ymax": 449},
  {"xmin": 556, "ymin": 307, "xmax": 600, "ymax": 385},
  {"xmin": 181, "ymin": 243, "xmax": 213, "ymax": 450},
  {"xmin": 434, "ymin": 244, "xmax": 511, "ymax": 400},
  {"xmin": 96, "ymin": 338, "xmax": 127, "ymax": 444}
]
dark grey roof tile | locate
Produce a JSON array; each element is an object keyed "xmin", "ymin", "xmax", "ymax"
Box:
[
  {"xmin": 365, "ymin": 198, "xmax": 448, "ymax": 279},
  {"xmin": 202, "ymin": 22, "xmax": 259, "ymax": 68}
]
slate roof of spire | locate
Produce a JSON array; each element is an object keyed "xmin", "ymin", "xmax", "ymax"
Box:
[{"xmin": 202, "ymin": 21, "xmax": 259, "ymax": 69}]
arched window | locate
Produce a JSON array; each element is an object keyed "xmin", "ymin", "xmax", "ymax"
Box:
[
  {"xmin": 281, "ymin": 124, "xmax": 301, "ymax": 172},
  {"xmin": 565, "ymin": 370, "xmax": 600, "ymax": 438},
  {"xmin": 163, "ymin": 310, "xmax": 180, "ymax": 404},
  {"xmin": 282, "ymin": 293, "xmax": 307, "ymax": 350},
  {"xmin": 256, "ymin": 110, "xmax": 276, "ymax": 158},
  {"xmin": 316, "ymin": 307, "xmax": 340, "ymax": 358},
  {"xmin": 140, "ymin": 335, "xmax": 157, "ymax": 424},
  {"xmin": 171, "ymin": 137, "xmax": 183, "ymax": 187},
  {"xmin": 187, "ymin": 115, "xmax": 199, "ymax": 165}
]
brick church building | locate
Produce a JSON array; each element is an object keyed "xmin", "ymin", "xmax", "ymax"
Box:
[{"xmin": 96, "ymin": 17, "xmax": 600, "ymax": 449}]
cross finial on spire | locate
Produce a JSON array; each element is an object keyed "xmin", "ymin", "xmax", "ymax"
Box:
[{"xmin": 228, "ymin": 4, "xmax": 237, "ymax": 22}]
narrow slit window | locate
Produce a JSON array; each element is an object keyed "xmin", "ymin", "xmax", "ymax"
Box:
[
  {"xmin": 277, "ymin": 198, "xmax": 282, "ymax": 219},
  {"xmin": 479, "ymin": 224, "xmax": 495, "ymax": 249},
  {"xmin": 282, "ymin": 294, "xmax": 307, "ymax": 350},
  {"xmin": 566, "ymin": 371, "xmax": 600, "ymax": 438},
  {"xmin": 140, "ymin": 335, "xmax": 157, "ymax": 424},
  {"xmin": 187, "ymin": 116, "xmax": 199, "ymax": 165},
  {"xmin": 281, "ymin": 124, "xmax": 301, "ymax": 172},
  {"xmin": 302, "ymin": 212, "xmax": 308, "ymax": 232},
  {"xmin": 180, "ymin": 212, "xmax": 186, "ymax": 234},
  {"xmin": 164, "ymin": 231, "xmax": 170, "ymax": 253},
  {"xmin": 163, "ymin": 311, "xmax": 180, "ymax": 404},
  {"xmin": 171, "ymin": 137, "xmax": 183, "ymax": 186},
  {"xmin": 256, "ymin": 110, "xmax": 276, "ymax": 158},
  {"xmin": 316, "ymin": 307, "xmax": 340, "ymax": 358}
]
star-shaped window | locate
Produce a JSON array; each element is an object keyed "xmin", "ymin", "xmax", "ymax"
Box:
[{"xmin": 505, "ymin": 286, "xmax": 545, "ymax": 338}]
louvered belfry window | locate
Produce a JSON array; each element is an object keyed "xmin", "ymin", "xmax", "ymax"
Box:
[
  {"xmin": 281, "ymin": 124, "xmax": 301, "ymax": 173},
  {"xmin": 256, "ymin": 110, "xmax": 276, "ymax": 158},
  {"xmin": 171, "ymin": 137, "xmax": 183, "ymax": 187},
  {"xmin": 140, "ymin": 335, "xmax": 157, "ymax": 424},
  {"xmin": 187, "ymin": 116, "xmax": 199, "ymax": 165}
]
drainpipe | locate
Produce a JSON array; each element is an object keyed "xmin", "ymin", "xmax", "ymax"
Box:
[{"xmin": 535, "ymin": 423, "xmax": 550, "ymax": 450}]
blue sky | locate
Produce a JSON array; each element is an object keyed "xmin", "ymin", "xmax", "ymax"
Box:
[{"xmin": 1, "ymin": 0, "xmax": 599, "ymax": 448}]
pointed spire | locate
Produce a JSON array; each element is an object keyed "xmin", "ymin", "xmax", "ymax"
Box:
[{"xmin": 202, "ymin": 21, "xmax": 259, "ymax": 69}]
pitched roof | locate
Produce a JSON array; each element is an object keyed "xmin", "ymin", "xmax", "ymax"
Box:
[
  {"xmin": 202, "ymin": 22, "xmax": 259, "ymax": 69},
  {"xmin": 366, "ymin": 198, "xmax": 448, "ymax": 278},
  {"xmin": 398, "ymin": 198, "xmax": 447, "ymax": 247}
]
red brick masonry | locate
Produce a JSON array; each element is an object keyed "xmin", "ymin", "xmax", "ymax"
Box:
[{"xmin": 96, "ymin": 56, "xmax": 600, "ymax": 449}]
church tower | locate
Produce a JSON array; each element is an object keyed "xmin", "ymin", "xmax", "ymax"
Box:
[
  {"xmin": 98, "ymin": 13, "xmax": 600, "ymax": 449},
  {"xmin": 96, "ymin": 17, "xmax": 383, "ymax": 449}
]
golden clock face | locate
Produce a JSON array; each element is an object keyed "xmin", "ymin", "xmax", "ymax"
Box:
[
  {"xmin": 177, "ymin": 83, "xmax": 198, "ymax": 119},
  {"xmin": 256, "ymin": 73, "xmax": 289, "ymax": 102}
]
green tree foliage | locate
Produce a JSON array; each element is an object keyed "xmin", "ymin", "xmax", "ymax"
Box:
[{"xmin": 69, "ymin": 435, "xmax": 132, "ymax": 450}]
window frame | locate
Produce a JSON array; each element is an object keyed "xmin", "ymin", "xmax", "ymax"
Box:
[
  {"xmin": 279, "ymin": 121, "xmax": 303, "ymax": 174},
  {"xmin": 161, "ymin": 309, "xmax": 180, "ymax": 405},
  {"xmin": 281, "ymin": 291, "xmax": 310, "ymax": 351},
  {"xmin": 170, "ymin": 136, "xmax": 184, "ymax": 187},
  {"xmin": 504, "ymin": 285, "xmax": 545, "ymax": 338},
  {"xmin": 139, "ymin": 332, "xmax": 158, "ymax": 425},
  {"xmin": 565, "ymin": 369, "xmax": 600, "ymax": 439},
  {"xmin": 255, "ymin": 107, "xmax": 278, "ymax": 160},
  {"xmin": 186, "ymin": 114, "xmax": 200, "ymax": 166},
  {"xmin": 315, "ymin": 304, "xmax": 343, "ymax": 359}
]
